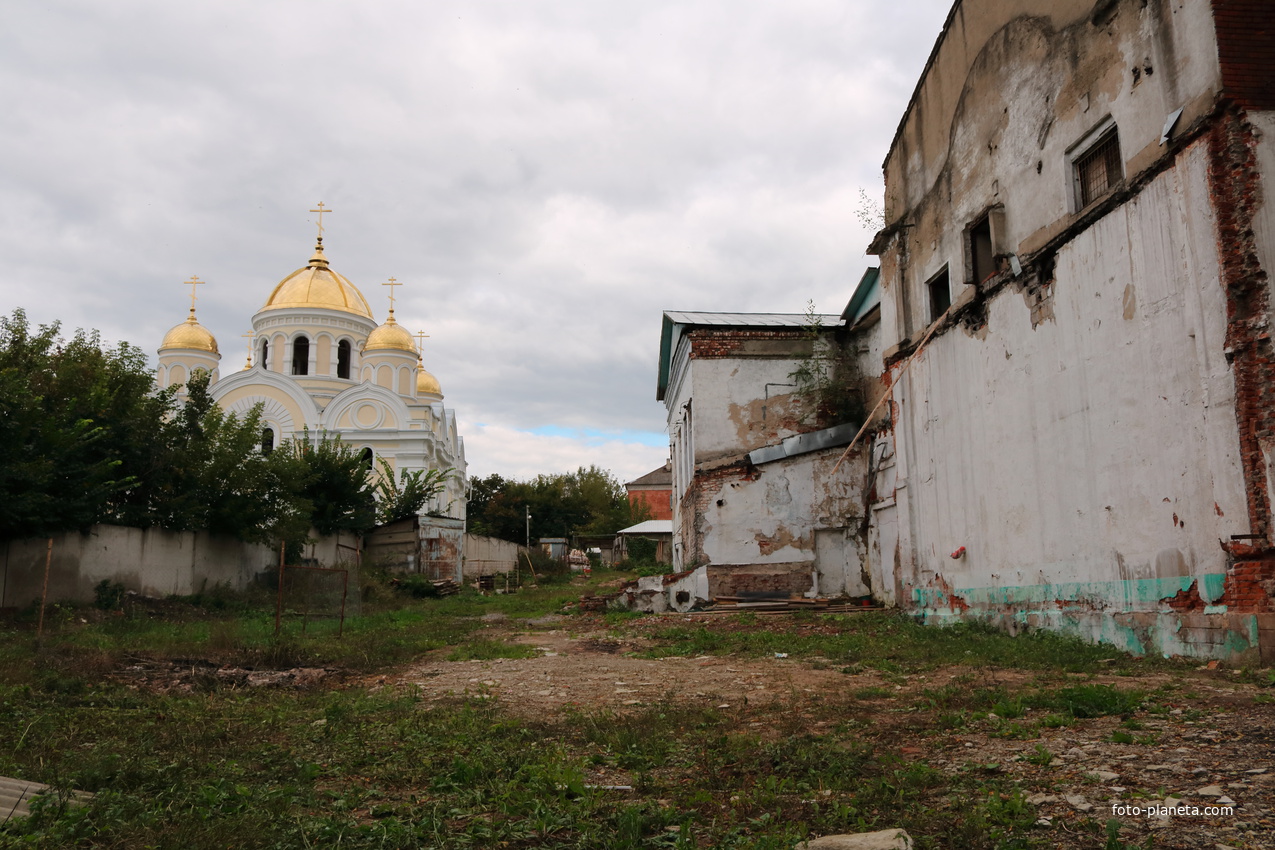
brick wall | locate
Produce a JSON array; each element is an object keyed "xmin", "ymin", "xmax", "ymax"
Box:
[
  {"xmin": 1210, "ymin": 104, "xmax": 1275, "ymax": 614},
  {"xmin": 627, "ymin": 488, "xmax": 672, "ymax": 520},
  {"xmin": 1211, "ymin": 1, "xmax": 1275, "ymax": 111},
  {"xmin": 687, "ymin": 328, "xmax": 811, "ymax": 359}
]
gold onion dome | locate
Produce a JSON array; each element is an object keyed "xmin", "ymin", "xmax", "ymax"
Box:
[
  {"xmin": 259, "ymin": 239, "xmax": 373, "ymax": 318},
  {"xmin": 160, "ymin": 310, "xmax": 219, "ymax": 354},
  {"xmin": 365, "ymin": 310, "xmax": 417, "ymax": 353},
  {"xmin": 416, "ymin": 359, "xmax": 443, "ymax": 397}
]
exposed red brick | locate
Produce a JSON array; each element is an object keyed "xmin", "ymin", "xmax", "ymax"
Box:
[
  {"xmin": 1210, "ymin": 107, "xmax": 1275, "ymax": 565},
  {"xmin": 1211, "ymin": 1, "xmax": 1275, "ymax": 110}
]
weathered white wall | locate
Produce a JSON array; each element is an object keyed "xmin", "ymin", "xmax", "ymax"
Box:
[
  {"xmin": 689, "ymin": 357, "xmax": 808, "ymax": 463},
  {"xmin": 888, "ymin": 141, "xmax": 1252, "ymax": 654},
  {"xmin": 881, "ymin": 0, "xmax": 1225, "ymax": 340},
  {"xmin": 1, "ymin": 526, "xmax": 278, "ymax": 606}
]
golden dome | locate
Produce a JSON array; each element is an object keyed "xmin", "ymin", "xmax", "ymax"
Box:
[
  {"xmin": 259, "ymin": 239, "xmax": 373, "ymax": 318},
  {"xmin": 160, "ymin": 311, "xmax": 219, "ymax": 354},
  {"xmin": 416, "ymin": 360, "xmax": 443, "ymax": 397},
  {"xmin": 364, "ymin": 311, "xmax": 417, "ymax": 353}
]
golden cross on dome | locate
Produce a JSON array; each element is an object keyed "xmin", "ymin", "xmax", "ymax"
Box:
[
  {"xmin": 309, "ymin": 202, "xmax": 332, "ymax": 239},
  {"xmin": 415, "ymin": 330, "xmax": 430, "ymax": 350},
  {"xmin": 183, "ymin": 275, "xmax": 204, "ymax": 315},
  {"xmin": 242, "ymin": 331, "xmax": 256, "ymax": 366},
  {"xmin": 382, "ymin": 277, "xmax": 401, "ymax": 314}
]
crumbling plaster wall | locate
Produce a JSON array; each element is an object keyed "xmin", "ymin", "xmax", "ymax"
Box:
[
  {"xmin": 887, "ymin": 138, "xmax": 1266, "ymax": 658},
  {"xmin": 667, "ymin": 326, "xmax": 875, "ymax": 597},
  {"xmin": 879, "ymin": 0, "xmax": 1223, "ymax": 341},
  {"xmin": 873, "ymin": 0, "xmax": 1275, "ymax": 659},
  {"xmin": 685, "ymin": 331, "xmax": 819, "ymax": 464}
]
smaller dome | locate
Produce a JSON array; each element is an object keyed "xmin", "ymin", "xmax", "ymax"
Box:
[
  {"xmin": 160, "ymin": 311, "xmax": 219, "ymax": 354},
  {"xmin": 364, "ymin": 311, "xmax": 416, "ymax": 353},
  {"xmin": 417, "ymin": 361, "xmax": 443, "ymax": 397}
]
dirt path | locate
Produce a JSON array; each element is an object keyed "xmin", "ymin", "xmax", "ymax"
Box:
[
  {"xmin": 372, "ymin": 615, "xmax": 1275, "ymax": 848},
  {"xmin": 389, "ymin": 626, "xmax": 851, "ymax": 715}
]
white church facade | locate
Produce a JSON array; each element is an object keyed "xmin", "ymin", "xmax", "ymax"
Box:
[{"xmin": 154, "ymin": 226, "xmax": 468, "ymax": 529}]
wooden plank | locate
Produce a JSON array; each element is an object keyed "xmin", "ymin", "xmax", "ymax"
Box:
[{"xmin": 0, "ymin": 776, "xmax": 93, "ymax": 823}]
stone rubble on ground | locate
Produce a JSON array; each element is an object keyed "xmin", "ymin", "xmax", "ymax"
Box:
[{"xmin": 795, "ymin": 828, "xmax": 913, "ymax": 850}]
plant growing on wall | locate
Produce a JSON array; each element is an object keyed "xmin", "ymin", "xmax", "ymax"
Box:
[{"xmin": 788, "ymin": 301, "xmax": 868, "ymax": 428}]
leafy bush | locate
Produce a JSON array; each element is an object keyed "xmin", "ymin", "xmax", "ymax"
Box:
[
  {"xmin": 626, "ymin": 537, "xmax": 657, "ymax": 565},
  {"xmin": 93, "ymin": 580, "xmax": 126, "ymax": 611}
]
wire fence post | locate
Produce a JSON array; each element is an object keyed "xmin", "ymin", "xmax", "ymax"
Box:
[
  {"xmin": 36, "ymin": 538, "xmax": 52, "ymax": 645},
  {"xmin": 275, "ymin": 540, "xmax": 285, "ymax": 637}
]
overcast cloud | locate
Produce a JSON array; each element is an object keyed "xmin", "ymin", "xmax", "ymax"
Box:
[{"xmin": 0, "ymin": 0, "xmax": 952, "ymax": 483}]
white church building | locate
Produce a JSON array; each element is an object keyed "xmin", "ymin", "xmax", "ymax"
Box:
[{"xmin": 154, "ymin": 223, "xmax": 468, "ymax": 536}]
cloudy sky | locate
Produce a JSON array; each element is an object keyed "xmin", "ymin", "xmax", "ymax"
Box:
[{"xmin": 1, "ymin": 0, "xmax": 952, "ymax": 484}]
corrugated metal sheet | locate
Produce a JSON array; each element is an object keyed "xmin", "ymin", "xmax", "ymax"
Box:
[
  {"xmin": 617, "ymin": 520, "xmax": 674, "ymax": 535},
  {"xmin": 662, "ymin": 311, "xmax": 839, "ymax": 327}
]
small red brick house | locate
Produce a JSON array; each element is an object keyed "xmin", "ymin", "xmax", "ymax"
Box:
[{"xmin": 625, "ymin": 462, "xmax": 673, "ymax": 521}]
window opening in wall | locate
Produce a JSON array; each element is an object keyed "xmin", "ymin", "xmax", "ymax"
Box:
[
  {"xmin": 292, "ymin": 336, "xmax": 309, "ymax": 375},
  {"xmin": 927, "ymin": 267, "xmax": 951, "ymax": 321},
  {"xmin": 359, "ymin": 447, "xmax": 374, "ymax": 471},
  {"xmin": 260, "ymin": 339, "xmax": 269, "ymax": 370},
  {"xmin": 969, "ymin": 215, "xmax": 994, "ymax": 284},
  {"xmin": 1073, "ymin": 125, "xmax": 1122, "ymax": 208},
  {"xmin": 337, "ymin": 340, "xmax": 351, "ymax": 379},
  {"xmin": 261, "ymin": 427, "xmax": 274, "ymax": 454}
]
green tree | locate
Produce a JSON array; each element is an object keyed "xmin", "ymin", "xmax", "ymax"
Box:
[
  {"xmin": 0, "ymin": 310, "xmax": 167, "ymax": 538},
  {"xmin": 466, "ymin": 466, "xmax": 648, "ymax": 544},
  {"xmin": 153, "ymin": 370, "xmax": 303, "ymax": 543},
  {"xmin": 374, "ymin": 458, "xmax": 452, "ymax": 525},
  {"xmin": 277, "ymin": 433, "xmax": 379, "ymax": 536}
]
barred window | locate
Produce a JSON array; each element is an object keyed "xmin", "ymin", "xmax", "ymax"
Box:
[{"xmin": 1074, "ymin": 126, "xmax": 1122, "ymax": 208}]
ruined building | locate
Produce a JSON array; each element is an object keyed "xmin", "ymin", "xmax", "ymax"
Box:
[
  {"xmin": 868, "ymin": 0, "xmax": 1275, "ymax": 659},
  {"xmin": 656, "ymin": 296, "xmax": 882, "ymax": 602},
  {"xmin": 660, "ymin": 0, "xmax": 1275, "ymax": 659}
]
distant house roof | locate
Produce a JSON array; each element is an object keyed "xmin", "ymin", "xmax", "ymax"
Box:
[
  {"xmin": 657, "ymin": 310, "xmax": 841, "ymax": 402},
  {"xmin": 626, "ymin": 463, "xmax": 672, "ymax": 488},
  {"xmin": 616, "ymin": 520, "xmax": 673, "ymax": 536}
]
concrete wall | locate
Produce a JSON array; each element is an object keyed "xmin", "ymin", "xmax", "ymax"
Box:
[
  {"xmin": 463, "ymin": 534, "xmax": 522, "ymax": 578},
  {"xmin": 1, "ymin": 526, "xmax": 278, "ymax": 606}
]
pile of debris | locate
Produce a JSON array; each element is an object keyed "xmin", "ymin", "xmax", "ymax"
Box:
[{"xmin": 430, "ymin": 578, "xmax": 460, "ymax": 596}]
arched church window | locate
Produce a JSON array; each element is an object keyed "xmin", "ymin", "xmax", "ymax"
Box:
[
  {"xmin": 260, "ymin": 339, "xmax": 269, "ymax": 370},
  {"xmin": 293, "ymin": 336, "xmax": 309, "ymax": 375},
  {"xmin": 337, "ymin": 340, "xmax": 351, "ymax": 379},
  {"xmin": 359, "ymin": 447, "xmax": 374, "ymax": 471},
  {"xmin": 261, "ymin": 427, "xmax": 275, "ymax": 454}
]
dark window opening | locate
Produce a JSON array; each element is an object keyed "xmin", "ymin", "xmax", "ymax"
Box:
[
  {"xmin": 928, "ymin": 268, "xmax": 951, "ymax": 321},
  {"xmin": 1075, "ymin": 127, "xmax": 1122, "ymax": 207},
  {"xmin": 261, "ymin": 427, "xmax": 274, "ymax": 455},
  {"xmin": 260, "ymin": 339, "xmax": 269, "ymax": 370},
  {"xmin": 970, "ymin": 215, "xmax": 995, "ymax": 284},
  {"xmin": 359, "ymin": 447, "xmax": 374, "ymax": 471},
  {"xmin": 292, "ymin": 336, "xmax": 309, "ymax": 375},
  {"xmin": 337, "ymin": 340, "xmax": 351, "ymax": 379}
]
